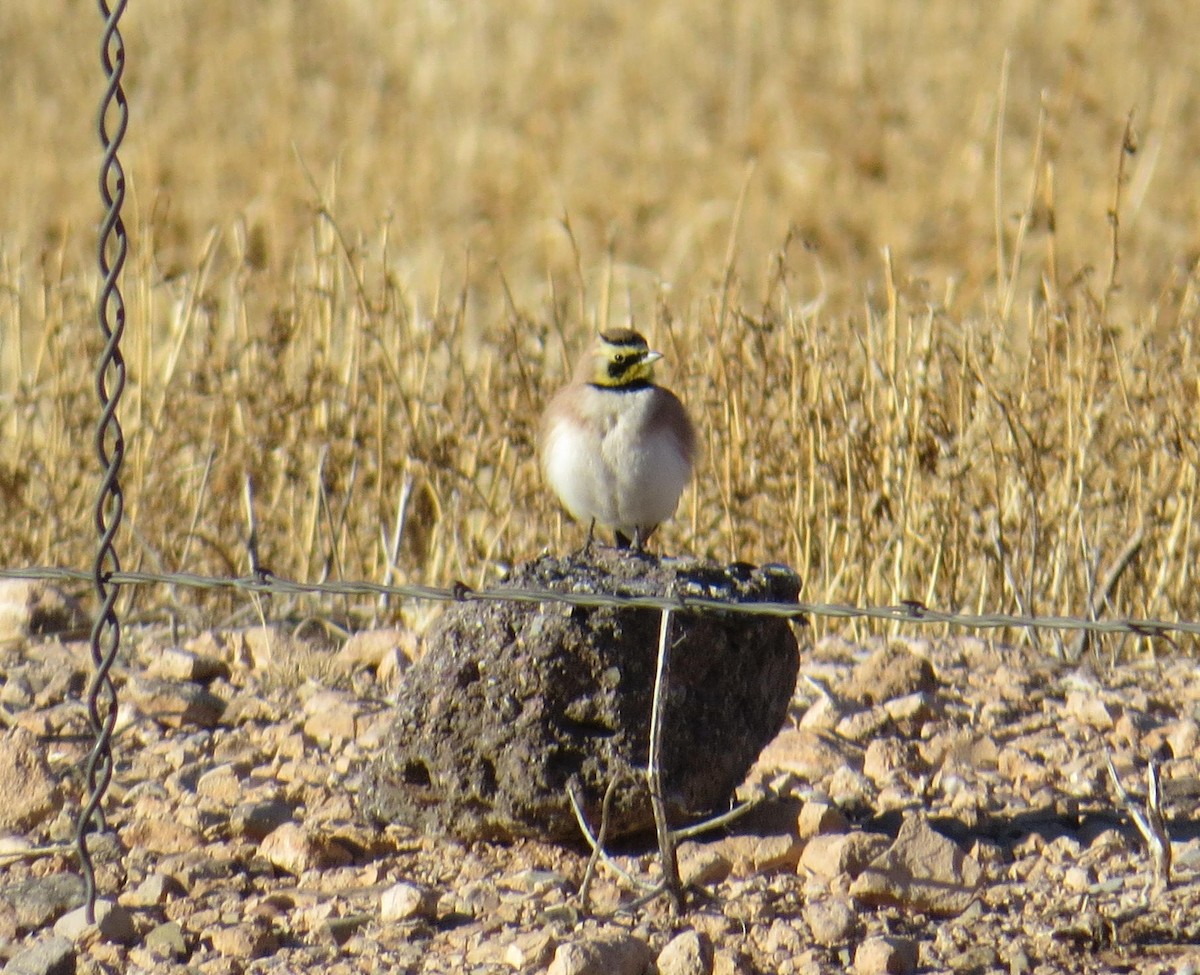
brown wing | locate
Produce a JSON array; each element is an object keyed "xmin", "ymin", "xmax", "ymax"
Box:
[{"xmin": 648, "ymin": 387, "xmax": 697, "ymax": 469}]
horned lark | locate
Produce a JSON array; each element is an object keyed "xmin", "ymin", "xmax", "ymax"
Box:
[{"xmin": 540, "ymin": 329, "xmax": 696, "ymax": 552}]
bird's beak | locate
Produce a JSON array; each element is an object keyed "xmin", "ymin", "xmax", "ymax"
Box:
[{"xmin": 644, "ymin": 350, "xmax": 664, "ymax": 364}]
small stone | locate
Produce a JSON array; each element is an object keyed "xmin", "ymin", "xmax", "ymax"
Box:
[
  {"xmin": 1008, "ymin": 945, "xmax": 1033, "ymax": 975},
  {"xmin": 506, "ymin": 868, "xmax": 571, "ymax": 894},
  {"xmin": 713, "ymin": 950, "xmax": 753, "ymax": 975},
  {"xmin": 0, "ymin": 673, "xmax": 34, "ymax": 709},
  {"xmin": 379, "ymin": 881, "xmax": 437, "ymax": 922},
  {"xmin": 337, "ymin": 628, "xmax": 418, "ymax": 670},
  {"xmin": 229, "ymin": 799, "xmax": 295, "ymax": 840},
  {"xmin": 761, "ymin": 918, "xmax": 806, "ymax": 955},
  {"xmin": 0, "ymin": 728, "xmax": 62, "ymax": 831},
  {"xmin": 302, "ymin": 689, "xmax": 359, "ymax": 744},
  {"xmin": 804, "ymin": 898, "xmax": 858, "ymax": 946},
  {"xmin": 797, "ymin": 799, "xmax": 849, "ymax": 839},
  {"xmin": 0, "ymin": 898, "xmax": 16, "ymax": 944},
  {"xmin": 826, "ymin": 766, "xmax": 873, "ymax": 809},
  {"xmin": 121, "ymin": 872, "xmax": 186, "ymax": 909},
  {"xmin": 147, "ymin": 647, "xmax": 227, "ymax": 682},
  {"xmin": 503, "ymin": 929, "xmax": 557, "ymax": 969},
  {"xmin": 752, "ymin": 728, "xmax": 848, "ymax": 782},
  {"xmin": 0, "ymin": 834, "xmax": 33, "ymax": 857},
  {"xmin": 862, "ymin": 739, "xmax": 925, "ymax": 785},
  {"xmin": 883, "ymin": 692, "xmax": 935, "ymax": 735},
  {"xmin": 946, "ymin": 946, "xmax": 1000, "ymax": 971},
  {"xmin": 1063, "ymin": 866, "xmax": 1092, "ymax": 892},
  {"xmin": 835, "ymin": 707, "xmax": 892, "ymax": 743},
  {"xmin": 679, "ymin": 843, "xmax": 733, "ymax": 886},
  {"xmin": 144, "ymin": 921, "xmax": 189, "ymax": 959},
  {"xmin": 259, "ymin": 822, "xmax": 351, "ymax": 875},
  {"xmin": 657, "ymin": 929, "xmax": 714, "ymax": 975},
  {"xmin": 322, "ymin": 914, "xmax": 369, "ymax": 946},
  {"xmin": 1, "ymin": 934, "xmax": 75, "ymax": 975},
  {"xmin": 798, "ymin": 693, "xmax": 841, "ymax": 730},
  {"xmin": 125, "ymin": 677, "xmax": 225, "ymax": 729},
  {"xmin": 849, "ymin": 815, "xmax": 981, "ymax": 916},
  {"xmin": 209, "ymin": 921, "xmax": 279, "ymax": 959},
  {"xmin": 716, "ymin": 833, "xmax": 804, "ymax": 876},
  {"xmin": 120, "ymin": 817, "xmax": 204, "ymax": 855},
  {"xmin": 749, "ymin": 833, "xmax": 804, "ymax": 873},
  {"xmin": 217, "ymin": 626, "xmax": 299, "ymax": 671},
  {"xmin": 800, "ymin": 832, "xmax": 889, "ymax": 880},
  {"xmin": 845, "ymin": 644, "xmax": 937, "ymax": 705},
  {"xmin": 1167, "ymin": 718, "xmax": 1199, "ymax": 758},
  {"xmin": 547, "ymin": 934, "xmax": 655, "ymax": 975},
  {"xmin": 0, "ymin": 580, "xmax": 85, "ymax": 649},
  {"xmin": 53, "ymin": 899, "xmax": 136, "ymax": 945},
  {"xmin": 1064, "ymin": 689, "xmax": 1114, "ymax": 731},
  {"xmin": 853, "ymin": 935, "xmax": 918, "ymax": 975},
  {"xmin": 195, "ymin": 764, "xmax": 244, "ymax": 804}
]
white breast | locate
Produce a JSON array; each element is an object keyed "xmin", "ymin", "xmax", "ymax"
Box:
[{"xmin": 543, "ymin": 386, "xmax": 692, "ymax": 536}]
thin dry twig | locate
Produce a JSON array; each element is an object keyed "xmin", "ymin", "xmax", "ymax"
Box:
[
  {"xmin": 0, "ymin": 843, "xmax": 76, "ymax": 865},
  {"xmin": 1105, "ymin": 754, "xmax": 1172, "ymax": 894},
  {"xmin": 671, "ymin": 796, "xmax": 764, "ymax": 842},
  {"xmin": 1102, "ymin": 111, "xmax": 1138, "ymax": 320},
  {"xmin": 648, "ymin": 605, "xmax": 684, "ymax": 910},
  {"xmin": 1068, "ymin": 527, "xmax": 1145, "ymax": 661},
  {"xmin": 567, "ymin": 778, "xmax": 653, "ymax": 903}
]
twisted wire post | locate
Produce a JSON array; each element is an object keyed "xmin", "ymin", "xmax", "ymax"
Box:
[{"xmin": 76, "ymin": 0, "xmax": 129, "ymax": 924}]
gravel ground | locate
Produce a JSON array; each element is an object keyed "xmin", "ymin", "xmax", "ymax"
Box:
[{"xmin": 2, "ymin": 580, "xmax": 1199, "ymax": 974}]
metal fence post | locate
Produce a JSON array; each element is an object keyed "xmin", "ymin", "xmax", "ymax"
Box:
[{"xmin": 75, "ymin": 0, "xmax": 129, "ymax": 924}]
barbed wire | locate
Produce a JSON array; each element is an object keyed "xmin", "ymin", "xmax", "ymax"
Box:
[{"xmin": 4, "ymin": 563, "xmax": 1197, "ymax": 640}]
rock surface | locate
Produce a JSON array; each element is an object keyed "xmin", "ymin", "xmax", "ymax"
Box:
[
  {"xmin": 547, "ymin": 933, "xmax": 655, "ymax": 975},
  {"xmin": 0, "ymin": 935, "xmax": 74, "ymax": 975},
  {"xmin": 0, "ymin": 580, "xmax": 86, "ymax": 650},
  {"xmin": 657, "ymin": 929, "xmax": 714, "ymax": 975},
  {"xmin": 360, "ymin": 550, "xmax": 802, "ymax": 841},
  {"xmin": 849, "ymin": 813, "xmax": 982, "ymax": 916},
  {"xmin": 0, "ymin": 729, "xmax": 62, "ymax": 832}
]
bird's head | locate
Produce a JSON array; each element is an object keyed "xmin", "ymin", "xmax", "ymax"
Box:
[{"xmin": 582, "ymin": 329, "xmax": 662, "ymax": 388}]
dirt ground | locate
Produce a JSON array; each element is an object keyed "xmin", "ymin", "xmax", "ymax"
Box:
[{"xmin": 2, "ymin": 595, "xmax": 1200, "ymax": 974}]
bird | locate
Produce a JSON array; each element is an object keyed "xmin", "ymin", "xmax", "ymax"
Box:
[{"xmin": 540, "ymin": 328, "xmax": 697, "ymax": 552}]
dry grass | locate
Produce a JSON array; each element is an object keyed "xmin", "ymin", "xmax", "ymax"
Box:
[{"xmin": 3, "ymin": 0, "xmax": 1200, "ymax": 646}]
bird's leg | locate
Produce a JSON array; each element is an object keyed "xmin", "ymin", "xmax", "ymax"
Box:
[
  {"xmin": 576, "ymin": 519, "xmax": 597, "ymax": 559},
  {"xmin": 630, "ymin": 524, "xmax": 657, "ymax": 555}
]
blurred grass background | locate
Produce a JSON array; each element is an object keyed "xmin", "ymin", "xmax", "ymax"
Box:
[{"xmin": 3, "ymin": 0, "xmax": 1200, "ymax": 646}]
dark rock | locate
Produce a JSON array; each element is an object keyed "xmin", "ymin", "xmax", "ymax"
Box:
[
  {"xmin": 0, "ymin": 873, "xmax": 84, "ymax": 934},
  {"xmin": 0, "ymin": 935, "xmax": 75, "ymax": 975},
  {"xmin": 144, "ymin": 921, "xmax": 189, "ymax": 959},
  {"xmin": 229, "ymin": 798, "xmax": 295, "ymax": 840},
  {"xmin": 360, "ymin": 551, "xmax": 802, "ymax": 842}
]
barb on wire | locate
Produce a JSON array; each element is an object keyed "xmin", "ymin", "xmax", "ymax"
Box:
[{"xmin": 77, "ymin": 0, "xmax": 129, "ymax": 926}]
